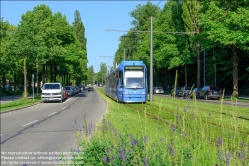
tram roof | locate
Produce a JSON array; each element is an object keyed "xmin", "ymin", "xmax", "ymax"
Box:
[{"xmin": 105, "ymin": 60, "xmax": 146, "ymax": 78}]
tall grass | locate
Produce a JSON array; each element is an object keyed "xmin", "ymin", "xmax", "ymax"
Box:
[{"xmin": 67, "ymin": 89, "xmax": 249, "ymax": 165}]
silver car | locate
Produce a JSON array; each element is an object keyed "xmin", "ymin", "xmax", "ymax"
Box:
[{"xmin": 153, "ymin": 87, "xmax": 164, "ymax": 94}]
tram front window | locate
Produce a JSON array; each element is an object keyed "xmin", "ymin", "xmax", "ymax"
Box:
[
  {"xmin": 125, "ymin": 77, "xmax": 144, "ymax": 88},
  {"xmin": 124, "ymin": 71, "xmax": 144, "ymax": 89}
]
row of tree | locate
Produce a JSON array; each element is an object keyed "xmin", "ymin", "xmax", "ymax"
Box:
[
  {"xmin": 112, "ymin": 0, "xmax": 249, "ymax": 96},
  {"xmin": 1, "ymin": 5, "xmax": 88, "ymax": 99}
]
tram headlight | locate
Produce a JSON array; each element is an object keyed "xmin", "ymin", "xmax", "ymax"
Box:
[
  {"xmin": 123, "ymin": 91, "xmax": 128, "ymax": 94},
  {"xmin": 141, "ymin": 92, "xmax": 146, "ymax": 94}
]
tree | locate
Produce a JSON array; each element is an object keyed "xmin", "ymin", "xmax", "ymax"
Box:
[
  {"xmin": 0, "ymin": 19, "xmax": 17, "ymax": 90},
  {"xmin": 199, "ymin": 2, "xmax": 249, "ymax": 97},
  {"xmin": 182, "ymin": 0, "xmax": 201, "ymax": 89},
  {"xmin": 72, "ymin": 10, "xmax": 88, "ymax": 84}
]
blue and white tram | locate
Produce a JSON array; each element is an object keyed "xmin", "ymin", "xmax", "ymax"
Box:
[{"xmin": 104, "ymin": 61, "xmax": 147, "ymax": 103}]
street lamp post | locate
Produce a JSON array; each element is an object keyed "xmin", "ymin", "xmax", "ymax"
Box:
[{"xmin": 150, "ymin": 16, "xmax": 153, "ymax": 102}]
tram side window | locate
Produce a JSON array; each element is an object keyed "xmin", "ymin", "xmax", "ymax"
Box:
[{"xmin": 119, "ymin": 71, "xmax": 123, "ymax": 88}]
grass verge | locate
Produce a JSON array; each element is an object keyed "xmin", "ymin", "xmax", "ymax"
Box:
[{"xmin": 0, "ymin": 98, "xmax": 41, "ymax": 113}]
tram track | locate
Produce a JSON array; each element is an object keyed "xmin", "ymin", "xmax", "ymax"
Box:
[{"xmin": 155, "ymin": 97, "xmax": 249, "ymax": 121}]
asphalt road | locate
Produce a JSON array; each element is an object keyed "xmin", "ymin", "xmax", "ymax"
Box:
[{"xmin": 1, "ymin": 90, "xmax": 107, "ymax": 165}]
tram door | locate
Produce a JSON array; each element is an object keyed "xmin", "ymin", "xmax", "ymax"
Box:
[{"xmin": 117, "ymin": 70, "xmax": 123, "ymax": 101}]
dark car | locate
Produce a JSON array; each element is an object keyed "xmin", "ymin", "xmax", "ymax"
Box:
[
  {"xmin": 190, "ymin": 88, "xmax": 200, "ymax": 98},
  {"xmin": 171, "ymin": 87, "xmax": 181, "ymax": 96},
  {"xmin": 178, "ymin": 87, "xmax": 192, "ymax": 97},
  {"xmin": 198, "ymin": 85, "xmax": 221, "ymax": 100},
  {"xmin": 89, "ymin": 86, "xmax": 94, "ymax": 91}
]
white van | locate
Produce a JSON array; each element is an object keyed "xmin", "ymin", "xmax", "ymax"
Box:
[{"xmin": 41, "ymin": 83, "xmax": 63, "ymax": 103}]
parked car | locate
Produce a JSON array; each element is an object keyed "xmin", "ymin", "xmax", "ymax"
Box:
[
  {"xmin": 64, "ymin": 86, "xmax": 73, "ymax": 97},
  {"xmin": 62, "ymin": 87, "xmax": 68, "ymax": 100},
  {"xmin": 153, "ymin": 87, "xmax": 164, "ymax": 94},
  {"xmin": 77, "ymin": 86, "xmax": 83, "ymax": 92},
  {"xmin": 171, "ymin": 87, "xmax": 181, "ymax": 96},
  {"xmin": 190, "ymin": 88, "xmax": 200, "ymax": 98},
  {"xmin": 198, "ymin": 85, "xmax": 221, "ymax": 100},
  {"xmin": 41, "ymin": 83, "xmax": 64, "ymax": 103},
  {"xmin": 178, "ymin": 87, "xmax": 192, "ymax": 97},
  {"xmin": 89, "ymin": 86, "xmax": 94, "ymax": 91},
  {"xmin": 85, "ymin": 86, "xmax": 90, "ymax": 91}
]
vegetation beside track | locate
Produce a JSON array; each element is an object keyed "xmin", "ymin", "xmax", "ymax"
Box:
[{"xmin": 69, "ymin": 88, "xmax": 249, "ymax": 165}]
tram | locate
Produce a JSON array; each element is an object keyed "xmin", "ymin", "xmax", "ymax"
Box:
[{"xmin": 104, "ymin": 61, "xmax": 147, "ymax": 103}]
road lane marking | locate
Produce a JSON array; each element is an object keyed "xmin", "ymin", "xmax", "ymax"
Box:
[
  {"xmin": 61, "ymin": 107, "xmax": 67, "ymax": 110},
  {"xmin": 22, "ymin": 120, "xmax": 39, "ymax": 127},
  {"xmin": 48, "ymin": 112, "xmax": 57, "ymax": 117}
]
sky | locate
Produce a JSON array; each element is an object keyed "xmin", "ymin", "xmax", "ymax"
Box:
[{"xmin": 1, "ymin": 1, "xmax": 165, "ymax": 73}]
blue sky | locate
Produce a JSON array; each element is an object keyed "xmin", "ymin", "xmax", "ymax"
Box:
[{"xmin": 1, "ymin": 1, "xmax": 165, "ymax": 72}]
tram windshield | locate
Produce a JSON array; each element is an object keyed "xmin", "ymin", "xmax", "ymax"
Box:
[{"xmin": 124, "ymin": 71, "xmax": 144, "ymax": 89}]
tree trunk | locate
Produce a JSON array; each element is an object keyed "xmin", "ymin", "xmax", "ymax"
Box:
[
  {"xmin": 14, "ymin": 73, "xmax": 17, "ymax": 92},
  {"xmin": 185, "ymin": 64, "xmax": 187, "ymax": 86},
  {"xmin": 232, "ymin": 44, "xmax": 238, "ymax": 97},
  {"xmin": 42, "ymin": 64, "xmax": 45, "ymax": 86},
  {"xmin": 54, "ymin": 64, "xmax": 57, "ymax": 82},
  {"xmin": 2, "ymin": 73, "xmax": 6, "ymax": 92},
  {"xmin": 196, "ymin": 40, "xmax": 201, "ymax": 89},
  {"xmin": 23, "ymin": 55, "xmax": 27, "ymax": 100},
  {"xmin": 50, "ymin": 64, "xmax": 52, "ymax": 83}
]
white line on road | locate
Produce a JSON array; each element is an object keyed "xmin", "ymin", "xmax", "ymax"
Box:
[
  {"xmin": 61, "ymin": 107, "xmax": 67, "ymax": 110},
  {"xmin": 22, "ymin": 120, "xmax": 39, "ymax": 127},
  {"xmin": 0, "ymin": 134, "xmax": 3, "ymax": 136},
  {"xmin": 48, "ymin": 112, "xmax": 57, "ymax": 117}
]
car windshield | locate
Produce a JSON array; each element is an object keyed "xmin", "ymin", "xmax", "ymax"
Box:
[
  {"xmin": 43, "ymin": 84, "xmax": 60, "ymax": 89},
  {"xmin": 210, "ymin": 86, "xmax": 220, "ymax": 91}
]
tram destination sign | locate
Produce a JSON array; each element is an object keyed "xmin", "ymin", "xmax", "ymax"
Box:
[{"xmin": 125, "ymin": 66, "xmax": 144, "ymax": 70}]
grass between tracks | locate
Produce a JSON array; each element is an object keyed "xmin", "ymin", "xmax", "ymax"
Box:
[{"xmin": 67, "ymin": 88, "xmax": 249, "ymax": 166}]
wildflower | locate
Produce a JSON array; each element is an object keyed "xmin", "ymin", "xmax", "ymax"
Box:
[
  {"xmin": 158, "ymin": 126, "xmax": 162, "ymax": 131},
  {"xmin": 241, "ymin": 141, "xmax": 246, "ymax": 148},
  {"xmin": 83, "ymin": 112, "xmax": 87, "ymax": 119},
  {"xmin": 143, "ymin": 135, "xmax": 149, "ymax": 143},
  {"xmin": 218, "ymin": 136, "xmax": 223, "ymax": 146},
  {"xmin": 142, "ymin": 157, "xmax": 149, "ymax": 166},
  {"xmin": 130, "ymin": 134, "xmax": 134, "ymax": 139},
  {"xmin": 225, "ymin": 152, "xmax": 230, "ymax": 165},
  {"xmin": 160, "ymin": 138, "xmax": 164, "ymax": 142},
  {"xmin": 171, "ymin": 125, "xmax": 177, "ymax": 134},
  {"xmin": 76, "ymin": 147, "xmax": 81, "ymax": 153},
  {"xmin": 228, "ymin": 134, "xmax": 233, "ymax": 140},
  {"xmin": 240, "ymin": 151, "xmax": 245, "ymax": 160},
  {"xmin": 118, "ymin": 148, "xmax": 126, "ymax": 161},
  {"xmin": 183, "ymin": 107, "xmax": 187, "ymax": 112},
  {"xmin": 166, "ymin": 144, "xmax": 174, "ymax": 156},
  {"xmin": 130, "ymin": 139, "xmax": 138, "ymax": 146},
  {"xmin": 103, "ymin": 156, "xmax": 110, "ymax": 163},
  {"xmin": 215, "ymin": 136, "xmax": 223, "ymax": 147}
]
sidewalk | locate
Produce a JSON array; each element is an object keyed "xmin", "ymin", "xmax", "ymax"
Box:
[{"xmin": 224, "ymin": 95, "xmax": 249, "ymax": 100}]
